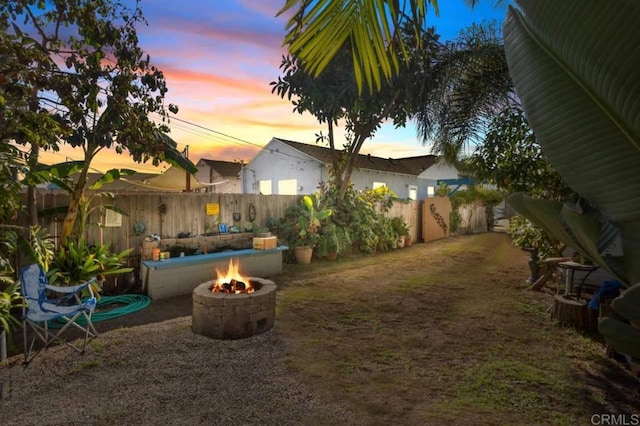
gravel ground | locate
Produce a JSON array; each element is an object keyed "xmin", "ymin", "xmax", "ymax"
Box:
[{"xmin": 0, "ymin": 317, "xmax": 362, "ymax": 426}]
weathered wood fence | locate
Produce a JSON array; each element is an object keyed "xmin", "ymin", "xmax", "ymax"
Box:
[{"xmin": 26, "ymin": 191, "xmax": 486, "ymax": 255}]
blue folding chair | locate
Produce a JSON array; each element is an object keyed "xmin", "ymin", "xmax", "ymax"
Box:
[{"xmin": 20, "ymin": 264, "xmax": 98, "ymax": 364}]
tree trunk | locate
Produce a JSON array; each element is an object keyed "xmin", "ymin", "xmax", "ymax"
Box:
[
  {"xmin": 337, "ymin": 134, "xmax": 367, "ymax": 199},
  {"xmin": 26, "ymin": 143, "xmax": 39, "ymax": 226},
  {"xmin": 59, "ymin": 166, "xmax": 89, "ymax": 245},
  {"xmin": 551, "ymin": 295, "xmax": 598, "ymax": 331}
]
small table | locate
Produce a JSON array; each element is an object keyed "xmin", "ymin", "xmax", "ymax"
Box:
[{"xmin": 557, "ymin": 261, "xmax": 599, "ymax": 296}]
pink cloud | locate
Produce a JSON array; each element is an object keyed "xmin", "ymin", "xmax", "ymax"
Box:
[
  {"xmin": 144, "ymin": 15, "xmax": 283, "ymax": 52},
  {"xmin": 161, "ymin": 65, "xmax": 268, "ymax": 95}
]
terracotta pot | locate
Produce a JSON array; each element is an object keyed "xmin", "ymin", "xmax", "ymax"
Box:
[
  {"xmin": 294, "ymin": 245, "xmax": 313, "ymax": 264},
  {"xmin": 405, "ymin": 236, "xmax": 413, "ymax": 247},
  {"xmin": 326, "ymin": 252, "xmax": 337, "ymax": 262}
]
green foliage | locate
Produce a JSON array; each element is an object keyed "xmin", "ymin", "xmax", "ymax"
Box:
[
  {"xmin": 0, "ymin": 279, "xmax": 24, "ymax": 337},
  {"xmin": 277, "ymin": 0, "xmax": 434, "ymax": 93},
  {"xmin": 316, "ymin": 223, "xmax": 352, "ymax": 258},
  {"xmin": 503, "ymin": 0, "xmax": 640, "ymax": 358},
  {"xmin": 279, "ymin": 195, "xmax": 332, "ymax": 248},
  {"xmin": 1, "ymin": 0, "xmax": 196, "ymax": 242},
  {"xmin": 449, "ymin": 185, "xmax": 503, "ymax": 208},
  {"xmin": 0, "ymin": 225, "xmax": 55, "ymax": 336},
  {"xmin": 316, "ymin": 181, "xmax": 406, "ymax": 254},
  {"xmin": 48, "ymin": 239, "xmax": 132, "ymax": 291},
  {"xmin": 446, "ymin": 185, "xmax": 504, "ymax": 233},
  {"xmin": 0, "ymin": 143, "xmax": 23, "ymax": 224},
  {"xmin": 434, "ymin": 182, "xmax": 450, "ymax": 197},
  {"xmin": 470, "ymin": 106, "xmax": 574, "ymax": 200},
  {"xmin": 415, "ymin": 21, "xmax": 517, "ymax": 162},
  {"xmin": 390, "ymin": 216, "xmax": 410, "ymax": 238},
  {"xmin": 272, "ymin": 28, "xmax": 439, "ymax": 199},
  {"xmin": 507, "ymin": 215, "xmax": 563, "ymax": 260}
]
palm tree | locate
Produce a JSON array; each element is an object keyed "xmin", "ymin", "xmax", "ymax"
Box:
[
  {"xmin": 277, "ymin": 0, "xmax": 439, "ymax": 92},
  {"xmin": 413, "ymin": 22, "xmax": 518, "ymax": 163}
]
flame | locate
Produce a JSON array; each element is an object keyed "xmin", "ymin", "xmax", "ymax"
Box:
[{"xmin": 212, "ymin": 259, "xmax": 253, "ymax": 294}]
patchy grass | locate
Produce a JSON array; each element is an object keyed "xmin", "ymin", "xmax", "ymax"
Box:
[
  {"xmin": 276, "ymin": 233, "xmax": 638, "ymax": 425},
  {"xmin": 73, "ymin": 360, "xmax": 100, "ymax": 372}
]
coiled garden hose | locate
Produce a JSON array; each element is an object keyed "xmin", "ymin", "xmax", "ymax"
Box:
[{"xmin": 48, "ymin": 294, "xmax": 151, "ymax": 328}]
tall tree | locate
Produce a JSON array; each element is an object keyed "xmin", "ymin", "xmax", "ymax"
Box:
[
  {"xmin": 414, "ymin": 22, "xmax": 517, "ymax": 163},
  {"xmin": 272, "ymin": 30, "xmax": 440, "ymax": 199},
  {"xmin": 1, "ymin": 0, "xmax": 195, "ymax": 243},
  {"xmin": 470, "ymin": 106, "xmax": 572, "ymax": 201}
]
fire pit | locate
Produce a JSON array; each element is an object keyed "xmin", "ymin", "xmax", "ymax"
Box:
[{"xmin": 192, "ymin": 259, "xmax": 276, "ymax": 339}]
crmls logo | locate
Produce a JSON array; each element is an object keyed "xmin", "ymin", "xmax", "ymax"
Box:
[{"xmin": 591, "ymin": 414, "xmax": 640, "ymax": 426}]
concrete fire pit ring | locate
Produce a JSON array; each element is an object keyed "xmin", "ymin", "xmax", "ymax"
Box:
[{"xmin": 192, "ymin": 278, "xmax": 276, "ymax": 339}]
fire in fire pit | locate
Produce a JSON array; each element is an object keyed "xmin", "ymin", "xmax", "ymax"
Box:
[
  {"xmin": 211, "ymin": 259, "xmax": 253, "ymax": 294},
  {"xmin": 192, "ymin": 258, "xmax": 277, "ymax": 339}
]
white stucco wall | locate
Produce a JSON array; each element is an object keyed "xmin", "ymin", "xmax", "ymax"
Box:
[
  {"xmin": 245, "ymin": 140, "xmax": 465, "ymax": 199},
  {"xmin": 243, "ymin": 139, "xmax": 328, "ymax": 195},
  {"xmin": 349, "ymin": 169, "xmax": 419, "ymax": 199},
  {"xmin": 418, "ymin": 161, "xmax": 460, "ymax": 198},
  {"xmin": 195, "ymin": 161, "xmax": 243, "ymax": 194}
]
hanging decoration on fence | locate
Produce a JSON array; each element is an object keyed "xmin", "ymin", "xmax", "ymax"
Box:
[
  {"xmin": 206, "ymin": 203, "xmax": 220, "ymax": 215},
  {"xmin": 132, "ymin": 220, "xmax": 146, "ymax": 236},
  {"xmin": 105, "ymin": 209, "xmax": 123, "ymax": 227},
  {"xmin": 430, "ymin": 203, "xmax": 448, "ymax": 235}
]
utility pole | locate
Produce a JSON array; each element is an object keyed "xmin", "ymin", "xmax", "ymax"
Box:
[{"xmin": 184, "ymin": 145, "xmax": 191, "ymax": 192}]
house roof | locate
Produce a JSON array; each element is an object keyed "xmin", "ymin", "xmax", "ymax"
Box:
[
  {"xmin": 198, "ymin": 159, "xmax": 242, "ymax": 177},
  {"xmin": 274, "ymin": 138, "xmax": 437, "ymax": 176},
  {"xmin": 37, "ymin": 167, "xmax": 207, "ymax": 192}
]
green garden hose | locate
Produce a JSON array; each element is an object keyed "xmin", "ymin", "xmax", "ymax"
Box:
[{"xmin": 48, "ymin": 294, "xmax": 151, "ymax": 328}]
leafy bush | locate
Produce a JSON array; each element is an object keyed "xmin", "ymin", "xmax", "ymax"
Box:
[
  {"xmin": 447, "ymin": 185, "xmax": 504, "ymax": 233},
  {"xmin": 507, "ymin": 215, "xmax": 563, "ymax": 259},
  {"xmin": 317, "ymin": 181, "xmax": 402, "ymax": 254},
  {"xmin": 48, "ymin": 239, "xmax": 132, "ymax": 291}
]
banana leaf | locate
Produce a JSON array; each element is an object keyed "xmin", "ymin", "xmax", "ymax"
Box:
[
  {"xmin": 504, "ymin": 0, "xmax": 640, "ymax": 285},
  {"xmin": 504, "ymin": 0, "xmax": 640, "ymax": 357}
]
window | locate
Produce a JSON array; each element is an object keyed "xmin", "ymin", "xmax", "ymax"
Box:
[
  {"xmin": 373, "ymin": 181, "xmax": 386, "ymax": 189},
  {"xmin": 278, "ymin": 179, "xmax": 298, "ymax": 195},
  {"xmin": 408, "ymin": 185, "xmax": 418, "ymax": 200},
  {"xmin": 427, "ymin": 186, "xmax": 435, "ymax": 197},
  {"xmin": 259, "ymin": 180, "xmax": 272, "ymax": 195}
]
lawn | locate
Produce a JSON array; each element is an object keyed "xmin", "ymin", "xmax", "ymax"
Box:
[
  {"xmin": 2, "ymin": 232, "xmax": 637, "ymax": 425},
  {"xmin": 276, "ymin": 232, "xmax": 639, "ymax": 425}
]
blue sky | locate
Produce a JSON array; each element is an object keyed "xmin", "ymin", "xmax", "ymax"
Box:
[{"xmin": 43, "ymin": 0, "xmax": 508, "ymax": 172}]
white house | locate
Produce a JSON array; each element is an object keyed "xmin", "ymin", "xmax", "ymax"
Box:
[
  {"xmin": 243, "ymin": 137, "xmax": 461, "ymax": 199},
  {"xmin": 195, "ymin": 159, "xmax": 243, "ymax": 193}
]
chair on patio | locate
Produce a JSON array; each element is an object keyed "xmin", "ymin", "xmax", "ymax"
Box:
[{"xmin": 20, "ymin": 264, "xmax": 98, "ymax": 364}]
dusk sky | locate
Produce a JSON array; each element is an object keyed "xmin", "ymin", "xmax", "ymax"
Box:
[{"xmin": 40, "ymin": 0, "xmax": 507, "ymax": 173}]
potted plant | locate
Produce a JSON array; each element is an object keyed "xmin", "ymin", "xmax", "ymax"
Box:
[
  {"xmin": 390, "ymin": 216, "xmax": 410, "ymax": 248},
  {"xmin": 316, "ymin": 223, "xmax": 352, "ymax": 261},
  {"xmin": 281, "ymin": 195, "xmax": 332, "ymax": 264}
]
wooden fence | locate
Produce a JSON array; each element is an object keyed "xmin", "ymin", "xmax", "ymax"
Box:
[
  {"xmin": 26, "ymin": 191, "xmax": 487, "ymax": 256},
  {"xmin": 27, "ymin": 191, "xmax": 298, "ymax": 254},
  {"xmin": 457, "ymin": 203, "xmax": 488, "ymax": 234},
  {"xmin": 27, "ymin": 191, "xmax": 425, "ymax": 254},
  {"xmin": 386, "ymin": 200, "xmax": 421, "ymax": 243}
]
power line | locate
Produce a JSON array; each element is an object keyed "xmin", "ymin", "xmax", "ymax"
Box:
[
  {"xmin": 156, "ymin": 113, "xmax": 318, "ymax": 164},
  {"xmin": 157, "ymin": 114, "xmax": 266, "ymax": 150}
]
